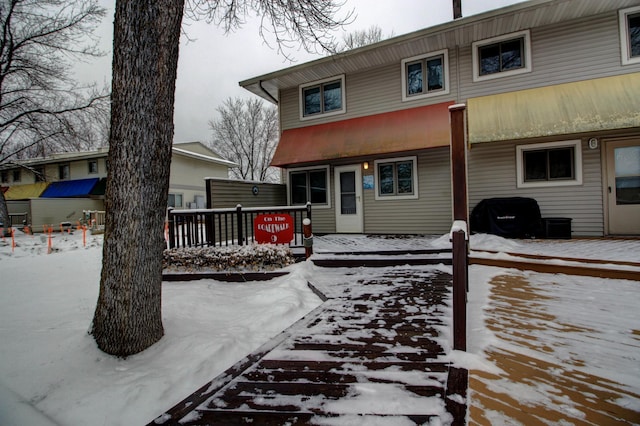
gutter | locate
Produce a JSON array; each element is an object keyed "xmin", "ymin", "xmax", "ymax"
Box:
[{"xmin": 259, "ymin": 80, "xmax": 278, "ymax": 105}]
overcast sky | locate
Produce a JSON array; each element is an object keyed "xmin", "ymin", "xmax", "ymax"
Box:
[{"xmin": 75, "ymin": 0, "xmax": 526, "ymax": 144}]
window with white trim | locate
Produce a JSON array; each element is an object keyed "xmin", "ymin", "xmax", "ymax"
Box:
[
  {"xmin": 620, "ymin": 6, "xmax": 640, "ymax": 65},
  {"xmin": 401, "ymin": 49, "xmax": 449, "ymax": 101},
  {"xmin": 289, "ymin": 166, "xmax": 330, "ymax": 206},
  {"xmin": 374, "ymin": 156, "xmax": 418, "ymax": 200},
  {"xmin": 12, "ymin": 169, "xmax": 21, "ymax": 182},
  {"xmin": 88, "ymin": 160, "xmax": 98, "ymax": 174},
  {"xmin": 300, "ymin": 75, "xmax": 345, "ymax": 120},
  {"xmin": 516, "ymin": 140, "xmax": 583, "ymax": 188},
  {"xmin": 34, "ymin": 167, "xmax": 45, "ymax": 182},
  {"xmin": 168, "ymin": 193, "xmax": 183, "ymax": 208},
  {"xmin": 58, "ymin": 164, "xmax": 70, "ymax": 180},
  {"xmin": 472, "ymin": 30, "xmax": 531, "ymax": 82}
]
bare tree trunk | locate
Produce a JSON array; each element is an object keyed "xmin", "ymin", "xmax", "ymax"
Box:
[
  {"xmin": 92, "ymin": 0, "xmax": 184, "ymax": 357},
  {"xmin": 0, "ymin": 189, "xmax": 10, "ymax": 237}
]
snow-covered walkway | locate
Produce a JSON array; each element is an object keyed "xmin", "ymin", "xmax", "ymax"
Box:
[{"xmin": 152, "ymin": 263, "xmax": 465, "ymax": 424}]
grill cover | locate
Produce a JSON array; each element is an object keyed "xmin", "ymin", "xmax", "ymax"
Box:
[{"xmin": 470, "ymin": 197, "xmax": 542, "ymax": 238}]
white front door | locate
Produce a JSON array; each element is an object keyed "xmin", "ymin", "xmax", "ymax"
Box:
[
  {"xmin": 334, "ymin": 165, "xmax": 363, "ymax": 233},
  {"xmin": 606, "ymin": 138, "xmax": 640, "ymax": 235}
]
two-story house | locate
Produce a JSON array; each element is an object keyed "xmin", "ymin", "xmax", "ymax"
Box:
[
  {"xmin": 1, "ymin": 141, "xmax": 237, "ymax": 229},
  {"xmin": 239, "ymin": 0, "xmax": 640, "ymax": 237}
]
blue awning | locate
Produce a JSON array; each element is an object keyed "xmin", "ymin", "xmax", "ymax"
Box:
[{"xmin": 40, "ymin": 178, "xmax": 99, "ymax": 198}]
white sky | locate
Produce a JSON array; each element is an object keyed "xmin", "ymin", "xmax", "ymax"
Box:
[{"xmin": 75, "ymin": 0, "xmax": 526, "ymax": 144}]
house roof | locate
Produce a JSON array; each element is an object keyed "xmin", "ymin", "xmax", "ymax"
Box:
[
  {"xmin": 171, "ymin": 147, "xmax": 238, "ymax": 168},
  {"xmin": 1, "ymin": 144, "xmax": 237, "ymax": 171},
  {"xmin": 240, "ymin": 0, "xmax": 636, "ymax": 103},
  {"xmin": 40, "ymin": 178, "xmax": 100, "ymax": 198},
  {"xmin": 271, "ymin": 102, "xmax": 453, "ymax": 167}
]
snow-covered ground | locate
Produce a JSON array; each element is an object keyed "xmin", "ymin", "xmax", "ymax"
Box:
[{"xmin": 0, "ymin": 230, "xmax": 638, "ymax": 425}]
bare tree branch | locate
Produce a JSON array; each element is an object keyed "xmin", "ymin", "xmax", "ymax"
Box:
[
  {"xmin": 209, "ymin": 97, "xmax": 280, "ymax": 182},
  {"xmin": 0, "ymin": 0, "xmax": 108, "ymax": 233},
  {"xmin": 184, "ymin": 0, "xmax": 354, "ymax": 59}
]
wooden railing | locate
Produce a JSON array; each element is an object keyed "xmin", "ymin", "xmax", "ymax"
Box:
[{"xmin": 167, "ymin": 203, "xmax": 312, "ymax": 249}]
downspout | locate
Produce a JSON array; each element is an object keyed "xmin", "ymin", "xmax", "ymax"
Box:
[{"xmin": 259, "ymin": 80, "xmax": 278, "ymax": 105}]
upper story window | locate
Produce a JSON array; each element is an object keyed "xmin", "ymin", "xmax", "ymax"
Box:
[
  {"xmin": 34, "ymin": 167, "xmax": 45, "ymax": 182},
  {"xmin": 289, "ymin": 166, "xmax": 330, "ymax": 207},
  {"xmin": 472, "ymin": 30, "xmax": 532, "ymax": 82},
  {"xmin": 401, "ymin": 49, "xmax": 449, "ymax": 102},
  {"xmin": 620, "ymin": 6, "xmax": 640, "ymax": 65},
  {"xmin": 58, "ymin": 164, "xmax": 70, "ymax": 180},
  {"xmin": 300, "ymin": 75, "xmax": 345, "ymax": 120},
  {"xmin": 516, "ymin": 140, "xmax": 583, "ymax": 188},
  {"xmin": 12, "ymin": 170, "xmax": 21, "ymax": 182},
  {"xmin": 88, "ymin": 160, "xmax": 98, "ymax": 174},
  {"xmin": 374, "ymin": 156, "xmax": 419, "ymax": 200}
]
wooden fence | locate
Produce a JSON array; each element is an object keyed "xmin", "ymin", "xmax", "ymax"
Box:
[{"xmin": 167, "ymin": 203, "xmax": 312, "ymax": 249}]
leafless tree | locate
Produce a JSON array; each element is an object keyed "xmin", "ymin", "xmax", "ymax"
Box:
[
  {"xmin": 92, "ymin": 0, "xmax": 352, "ymax": 357},
  {"xmin": 334, "ymin": 25, "xmax": 392, "ymax": 52},
  {"xmin": 209, "ymin": 97, "xmax": 280, "ymax": 183},
  {"xmin": 0, "ymin": 0, "xmax": 108, "ymax": 234}
]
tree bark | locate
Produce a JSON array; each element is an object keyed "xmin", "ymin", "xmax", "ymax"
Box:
[
  {"xmin": 0, "ymin": 189, "xmax": 10, "ymax": 237},
  {"xmin": 92, "ymin": 0, "xmax": 184, "ymax": 357}
]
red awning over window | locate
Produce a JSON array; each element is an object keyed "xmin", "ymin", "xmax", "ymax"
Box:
[{"xmin": 271, "ymin": 102, "xmax": 454, "ymax": 167}]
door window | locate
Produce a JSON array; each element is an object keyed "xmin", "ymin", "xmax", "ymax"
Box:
[{"xmin": 614, "ymin": 146, "xmax": 640, "ymax": 205}]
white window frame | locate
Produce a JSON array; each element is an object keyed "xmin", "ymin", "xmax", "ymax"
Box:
[
  {"xmin": 168, "ymin": 193, "xmax": 183, "ymax": 208},
  {"xmin": 619, "ymin": 6, "xmax": 640, "ymax": 65},
  {"xmin": 88, "ymin": 160, "xmax": 99, "ymax": 174},
  {"xmin": 299, "ymin": 75, "xmax": 346, "ymax": 121},
  {"xmin": 516, "ymin": 140, "xmax": 583, "ymax": 189},
  {"xmin": 472, "ymin": 30, "xmax": 532, "ymax": 82},
  {"xmin": 58, "ymin": 164, "xmax": 70, "ymax": 180},
  {"xmin": 374, "ymin": 156, "xmax": 419, "ymax": 201},
  {"xmin": 401, "ymin": 49, "xmax": 450, "ymax": 102},
  {"xmin": 287, "ymin": 165, "xmax": 331, "ymax": 209}
]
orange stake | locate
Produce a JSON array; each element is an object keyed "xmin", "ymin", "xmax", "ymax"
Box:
[
  {"xmin": 82, "ymin": 226, "xmax": 86, "ymax": 247},
  {"xmin": 11, "ymin": 228, "xmax": 15, "ymax": 252}
]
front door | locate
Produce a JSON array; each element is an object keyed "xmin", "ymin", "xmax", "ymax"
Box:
[
  {"xmin": 334, "ymin": 165, "xmax": 363, "ymax": 233},
  {"xmin": 606, "ymin": 138, "xmax": 640, "ymax": 235}
]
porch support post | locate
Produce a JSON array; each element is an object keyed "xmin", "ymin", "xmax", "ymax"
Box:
[
  {"xmin": 449, "ymin": 103, "xmax": 468, "ymax": 352},
  {"xmin": 450, "ymin": 104, "xmax": 468, "ymax": 223}
]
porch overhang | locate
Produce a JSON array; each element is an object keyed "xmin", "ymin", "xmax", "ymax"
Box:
[
  {"xmin": 271, "ymin": 102, "xmax": 454, "ymax": 167},
  {"xmin": 4, "ymin": 182, "xmax": 49, "ymax": 200},
  {"xmin": 40, "ymin": 178, "xmax": 99, "ymax": 198},
  {"xmin": 467, "ymin": 73, "xmax": 640, "ymax": 144}
]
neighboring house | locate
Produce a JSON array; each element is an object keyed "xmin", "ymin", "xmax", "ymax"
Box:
[
  {"xmin": 239, "ymin": 0, "xmax": 640, "ymax": 237},
  {"xmin": 0, "ymin": 141, "xmax": 237, "ymax": 229}
]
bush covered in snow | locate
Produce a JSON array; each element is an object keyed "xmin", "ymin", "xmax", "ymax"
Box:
[{"xmin": 162, "ymin": 244, "xmax": 295, "ymax": 272}]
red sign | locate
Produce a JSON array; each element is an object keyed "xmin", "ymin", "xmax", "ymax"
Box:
[{"xmin": 254, "ymin": 214, "xmax": 294, "ymax": 244}]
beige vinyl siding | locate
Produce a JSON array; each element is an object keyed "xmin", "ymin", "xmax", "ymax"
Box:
[
  {"xmin": 308, "ymin": 206, "xmax": 336, "ymax": 234},
  {"xmin": 459, "ymin": 12, "xmax": 640, "ymax": 101},
  {"xmin": 307, "ymin": 169, "xmax": 336, "ymax": 234},
  {"xmin": 364, "ymin": 148, "xmax": 452, "ymax": 234},
  {"xmin": 280, "ymin": 56, "xmax": 458, "ymax": 131},
  {"xmin": 468, "ymin": 139, "xmax": 604, "ymax": 237},
  {"xmin": 280, "ymin": 11, "xmax": 640, "ymax": 133},
  {"xmin": 28, "ymin": 198, "xmax": 104, "ymax": 231}
]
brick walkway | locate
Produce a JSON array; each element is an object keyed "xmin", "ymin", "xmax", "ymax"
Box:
[{"xmin": 151, "ymin": 262, "xmax": 467, "ymax": 425}]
